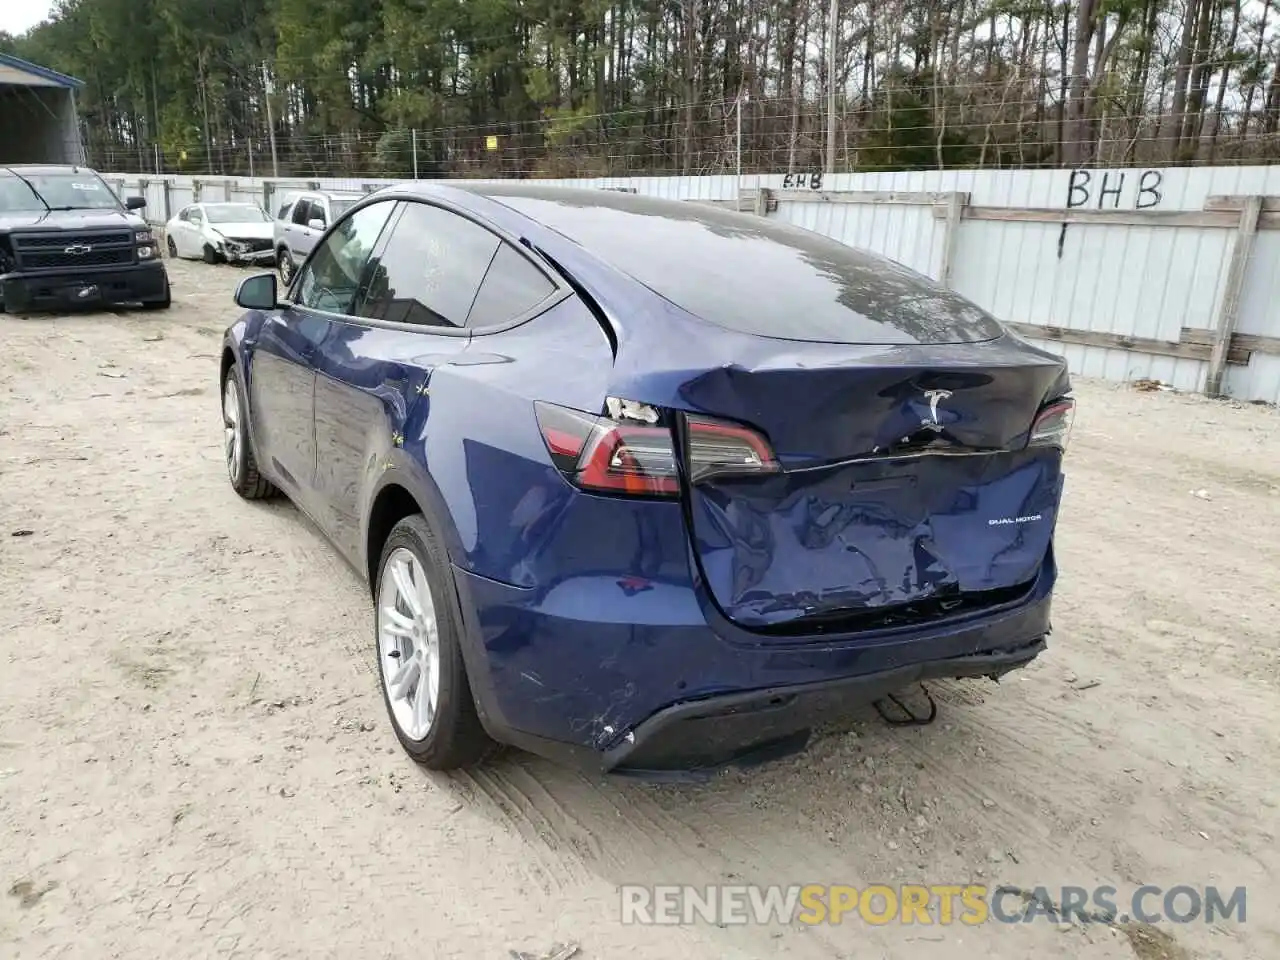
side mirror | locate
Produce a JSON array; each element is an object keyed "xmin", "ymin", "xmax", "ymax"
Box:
[
  {"xmin": 307, "ymin": 218, "xmax": 325, "ymax": 231},
  {"xmin": 234, "ymin": 272, "xmax": 279, "ymax": 310},
  {"xmin": 125, "ymin": 196, "xmax": 147, "ymax": 210}
]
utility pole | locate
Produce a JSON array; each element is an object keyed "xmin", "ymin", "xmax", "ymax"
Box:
[
  {"xmin": 262, "ymin": 62, "xmax": 280, "ymax": 179},
  {"xmin": 825, "ymin": 0, "xmax": 839, "ymax": 176}
]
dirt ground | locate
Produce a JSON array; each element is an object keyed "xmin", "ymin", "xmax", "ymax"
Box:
[{"xmin": 1, "ymin": 258, "xmax": 1277, "ymax": 960}]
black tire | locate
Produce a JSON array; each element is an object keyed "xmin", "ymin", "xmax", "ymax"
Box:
[
  {"xmin": 142, "ymin": 282, "xmax": 172, "ymax": 310},
  {"xmin": 202, "ymin": 243, "xmax": 219, "ymax": 265},
  {"xmin": 221, "ymin": 365, "xmax": 275, "ymax": 500},
  {"xmin": 166, "ymin": 236, "xmax": 178, "ymax": 259},
  {"xmin": 277, "ymin": 248, "xmax": 294, "ymax": 284},
  {"xmin": 375, "ymin": 515, "xmax": 493, "ymax": 770}
]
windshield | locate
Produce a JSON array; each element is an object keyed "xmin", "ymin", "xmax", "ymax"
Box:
[
  {"xmin": 205, "ymin": 203, "xmax": 269, "ymax": 224},
  {"xmin": 0, "ymin": 172, "xmax": 121, "ymax": 212}
]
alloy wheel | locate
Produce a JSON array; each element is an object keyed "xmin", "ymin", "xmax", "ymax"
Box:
[
  {"xmin": 377, "ymin": 547, "xmax": 442, "ymax": 742},
  {"xmin": 222, "ymin": 377, "xmax": 242, "ymax": 485}
]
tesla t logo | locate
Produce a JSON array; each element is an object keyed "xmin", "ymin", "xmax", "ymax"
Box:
[
  {"xmin": 920, "ymin": 389, "xmax": 953, "ymax": 430},
  {"xmin": 64, "ymin": 243, "xmax": 93, "ymax": 255}
]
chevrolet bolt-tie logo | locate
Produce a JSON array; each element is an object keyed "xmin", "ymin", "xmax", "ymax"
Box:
[
  {"xmin": 920, "ymin": 389, "xmax": 953, "ymax": 431},
  {"xmin": 63, "ymin": 243, "xmax": 93, "ymax": 255}
]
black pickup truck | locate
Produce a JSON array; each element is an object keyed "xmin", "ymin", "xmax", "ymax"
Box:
[{"xmin": 0, "ymin": 164, "xmax": 170, "ymax": 313}]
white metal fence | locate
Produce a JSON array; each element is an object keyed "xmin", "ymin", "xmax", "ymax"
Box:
[{"xmin": 101, "ymin": 165, "xmax": 1280, "ymax": 404}]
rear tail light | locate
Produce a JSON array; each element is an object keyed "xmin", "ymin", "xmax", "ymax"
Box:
[
  {"xmin": 1029, "ymin": 397, "xmax": 1075, "ymax": 450},
  {"xmin": 534, "ymin": 401, "xmax": 779, "ymax": 497},
  {"xmin": 684, "ymin": 415, "xmax": 780, "ymax": 483}
]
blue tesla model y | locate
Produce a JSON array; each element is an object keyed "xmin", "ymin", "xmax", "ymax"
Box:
[{"xmin": 220, "ymin": 183, "xmax": 1074, "ymax": 778}]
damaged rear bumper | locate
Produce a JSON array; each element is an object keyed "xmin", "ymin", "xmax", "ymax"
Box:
[
  {"xmin": 453, "ymin": 550, "xmax": 1056, "ymax": 781},
  {"xmin": 599, "ymin": 639, "xmax": 1044, "ymax": 779}
]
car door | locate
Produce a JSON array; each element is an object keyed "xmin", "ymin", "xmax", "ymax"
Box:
[
  {"xmin": 292, "ymin": 197, "xmax": 325, "ymax": 260},
  {"xmin": 186, "ymin": 206, "xmax": 206, "ymax": 257},
  {"xmin": 169, "ymin": 207, "xmax": 191, "ymax": 256},
  {"xmin": 309, "ymin": 200, "xmax": 505, "ymax": 562},
  {"xmin": 253, "ymin": 199, "xmax": 399, "ymax": 519}
]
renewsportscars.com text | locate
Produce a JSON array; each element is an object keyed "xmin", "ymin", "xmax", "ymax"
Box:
[{"xmin": 619, "ymin": 884, "xmax": 1247, "ymax": 927}]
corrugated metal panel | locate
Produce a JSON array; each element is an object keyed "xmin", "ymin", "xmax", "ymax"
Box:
[{"xmin": 106, "ymin": 167, "xmax": 1280, "ymax": 403}]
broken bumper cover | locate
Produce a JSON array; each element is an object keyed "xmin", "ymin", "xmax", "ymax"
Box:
[
  {"xmin": 454, "ymin": 552, "xmax": 1055, "ymax": 779},
  {"xmin": 218, "ymin": 240, "xmax": 275, "ymax": 265},
  {"xmin": 1, "ymin": 262, "xmax": 168, "ymax": 311}
]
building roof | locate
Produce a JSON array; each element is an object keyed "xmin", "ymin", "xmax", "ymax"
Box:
[{"xmin": 0, "ymin": 53, "xmax": 84, "ymax": 90}]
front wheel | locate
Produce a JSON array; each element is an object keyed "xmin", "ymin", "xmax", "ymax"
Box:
[
  {"xmin": 166, "ymin": 236, "xmax": 178, "ymax": 259},
  {"xmin": 375, "ymin": 515, "xmax": 493, "ymax": 770},
  {"xmin": 222, "ymin": 367, "xmax": 275, "ymax": 500}
]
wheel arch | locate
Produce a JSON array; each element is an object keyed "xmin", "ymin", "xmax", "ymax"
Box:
[{"xmin": 361, "ymin": 460, "xmax": 468, "ymax": 594}]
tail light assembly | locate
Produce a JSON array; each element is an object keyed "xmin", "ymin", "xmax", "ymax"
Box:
[
  {"xmin": 534, "ymin": 400, "xmax": 779, "ymax": 497},
  {"xmin": 1028, "ymin": 397, "xmax": 1075, "ymax": 451}
]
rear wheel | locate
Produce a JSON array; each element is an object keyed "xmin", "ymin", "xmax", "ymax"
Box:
[
  {"xmin": 277, "ymin": 248, "xmax": 294, "ymax": 284},
  {"xmin": 222, "ymin": 368, "xmax": 275, "ymax": 500},
  {"xmin": 375, "ymin": 515, "xmax": 493, "ymax": 770}
]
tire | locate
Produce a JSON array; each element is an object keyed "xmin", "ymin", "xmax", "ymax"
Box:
[
  {"xmin": 166, "ymin": 236, "xmax": 178, "ymax": 259},
  {"xmin": 374, "ymin": 515, "xmax": 493, "ymax": 770},
  {"xmin": 202, "ymin": 243, "xmax": 219, "ymax": 265},
  {"xmin": 221, "ymin": 366, "xmax": 275, "ymax": 500},
  {"xmin": 277, "ymin": 248, "xmax": 294, "ymax": 284}
]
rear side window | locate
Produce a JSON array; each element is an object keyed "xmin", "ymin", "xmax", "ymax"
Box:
[
  {"xmin": 467, "ymin": 243, "xmax": 556, "ymax": 329},
  {"xmin": 358, "ymin": 202, "xmax": 500, "ymax": 329}
]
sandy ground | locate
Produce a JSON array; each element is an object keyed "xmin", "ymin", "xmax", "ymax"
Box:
[{"xmin": 1, "ymin": 258, "xmax": 1277, "ymax": 960}]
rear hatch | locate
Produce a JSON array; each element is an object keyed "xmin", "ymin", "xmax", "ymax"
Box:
[
  {"xmin": 669, "ymin": 339, "xmax": 1071, "ymax": 632},
  {"xmin": 512, "ymin": 192, "xmax": 1072, "ymax": 634}
]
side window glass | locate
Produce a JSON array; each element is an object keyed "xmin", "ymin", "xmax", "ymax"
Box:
[
  {"xmin": 467, "ymin": 243, "xmax": 556, "ymax": 329},
  {"xmin": 291, "ymin": 199, "xmax": 312, "ymax": 225},
  {"xmin": 189, "ymin": 208, "xmax": 203, "ymax": 225},
  {"xmin": 295, "ymin": 201, "xmax": 396, "ymax": 315},
  {"xmin": 177, "ymin": 208, "xmax": 189, "ymax": 221},
  {"xmin": 276, "ymin": 200, "xmax": 292, "ymax": 220},
  {"xmin": 358, "ymin": 203, "xmax": 500, "ymax": 328}
]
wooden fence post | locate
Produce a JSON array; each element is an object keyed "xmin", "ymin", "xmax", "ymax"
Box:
[
  {"xmin": 1205, "ymin": 195, "xmax": 1262, "ymax": 397},
  {"xmin": 939, "ymin": 192, "xmax": 966, "ymax": 288}
]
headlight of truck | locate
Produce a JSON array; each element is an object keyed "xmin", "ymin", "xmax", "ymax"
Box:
[
  {"xmin": 137, "ymin": 245, "xmax": 157, "ymax": 259},
  {"xmin": 135, "ymin": 230, "xmax": 153, "ymax": 243}
]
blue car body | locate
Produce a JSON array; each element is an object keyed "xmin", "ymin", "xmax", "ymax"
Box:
[{"xmin": 221, "ymin": 183, "xmax": 1072, "ymax": 777}]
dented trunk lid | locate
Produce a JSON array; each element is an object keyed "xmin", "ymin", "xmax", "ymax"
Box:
[{"xmin": 668, "ymin": 337, "xmax": 1069, "ymax": 632}]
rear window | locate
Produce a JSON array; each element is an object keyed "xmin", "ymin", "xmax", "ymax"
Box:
[{"xmin": 484, "ymin": 192, "xmax": 1004, "ymax": 346}]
